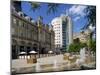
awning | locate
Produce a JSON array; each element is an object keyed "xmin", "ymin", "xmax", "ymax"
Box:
[
  {"xmin": 19, "ymin": 51, "xmax": 26, "ymax": 55},
  {"xmin": 29, "ymin": 50, "xmax": 37, "ymax": 54}
]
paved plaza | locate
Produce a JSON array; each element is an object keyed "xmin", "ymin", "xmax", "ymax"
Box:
[{"xmin": 12, "ymin": 53, "xmax": 96, "ymax": 74}]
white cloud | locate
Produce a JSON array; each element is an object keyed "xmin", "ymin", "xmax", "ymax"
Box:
[
  {"xmin": 69, "ymin": 5, "xmax": 87, "ymax": 17},
  {"xmin": 74, "ymin": 16, "xmax": 80, "ymax": 21},
  {"xmin": 68, "ymin": 5, "xmax": 87, "ymax": 22}
]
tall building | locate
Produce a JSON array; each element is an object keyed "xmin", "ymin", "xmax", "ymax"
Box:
[
  {"xmin": 11, "ymin": 1, "xmax": 55, "ymax": 59},
  {"xmin": 51, "ymin": 14, "xmax": 73, "ymax": 52}
]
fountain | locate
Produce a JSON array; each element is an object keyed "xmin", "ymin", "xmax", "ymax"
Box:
[
  {"xmin": 67, "ymin": 61, "xmax": 71, "ymax": 70},
  {"xmin": 80, "ymin": 48, "xmax": 86, "ymax": 60},
  {"xmin": 36, "ymin": 62, "xmax": 41, "ymax": 72},
  {"xmin": 75, "ymin": 48, "xmax": 86, "ymax": 66},
  {"xmin": 53, "ymin": 60, "xmax": 58, "ymax": 69}
]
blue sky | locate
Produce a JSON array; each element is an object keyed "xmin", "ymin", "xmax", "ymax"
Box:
[{"xmin": 21, "ymin": 1, "xmax": 88, "ymax": 33}]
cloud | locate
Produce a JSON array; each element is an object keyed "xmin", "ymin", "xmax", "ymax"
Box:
[
  {"xmin": 69, "ymin": 5, "xmax": 87, "ymax": 17},
  {"xmin": 74, "ymin": 16, "xmax": 80, "ymax": 21},
  {"xmin": 68, "ymin": 5, "xmax": 87, "ymax": 22}
]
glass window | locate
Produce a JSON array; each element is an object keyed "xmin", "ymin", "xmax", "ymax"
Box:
[
  {"xmin": 13, "ymin": 18, "xmax": 16, "ymax": 24},
  {"xmin": 22, "ymin": 22, "xmax": 25, "ymax": 27},
  {"xmin": 18, "ymin": 21, "xmax": 22, "ymax": 27}
]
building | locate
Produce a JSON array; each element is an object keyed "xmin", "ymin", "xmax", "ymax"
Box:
[
  {"xmin": 73, "ymin": 30, "xmax": 90, "ymax": 43},
  {"xmin": 11, "ymin": 1, "xmax": 55, "ymax": 59},
  {"xmin": 51, "ymin": 14, "xmax": 73, "ymax": 52}
]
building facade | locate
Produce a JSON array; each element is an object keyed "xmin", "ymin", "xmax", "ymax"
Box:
[
  {"xmin": 73, "ymin": 30, "xmax": 90, "ymax": 43},
  {"xmin": 11, "ymin": 2, "xmax": 55, "ymax": 59},
  {"xmin": 51, "ymin": 14, "xmax": 73, "ymax": 52}
]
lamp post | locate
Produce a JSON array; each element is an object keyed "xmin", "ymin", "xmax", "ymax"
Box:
[
  {"xmin": 37, "ymin": 16, "xmax": 43, "ymax": 58},
  {"xmin": 38, "ymin": 24, "xmax": 40, "ymax": 58}
]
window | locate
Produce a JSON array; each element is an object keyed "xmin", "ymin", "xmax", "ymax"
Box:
[
  {"xmin": 22, "ymin": 22, "xmax": 25, "ymax": 28},
  {"xmin": 13, "ymin": 18, "xmax": 17, "ymax": 24},
  {"xmin": 18, "ymin": 21, "xmax": 22, "ymax": 27},
  {"xmin": 21, "ymin": 33, "xmax": 24, "ymax": 37}
]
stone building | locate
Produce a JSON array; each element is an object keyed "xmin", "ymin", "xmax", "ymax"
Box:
[
  {"xmin": 11, "ymin": 2, "xmax": 55, "ymax": 59},
  {"xmin": 73, "ymin": 30, "xmax": 90, "ymax": 43}
]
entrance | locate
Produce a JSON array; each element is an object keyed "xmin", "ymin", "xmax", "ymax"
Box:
[
  {"xmin": 33, "ymin": 44, "xmax": 38, "ymax": 52},
  {"xmin": 20, "ymin": 46, "xmax": 24, "ymax": 52},
  {"xmin": 12, "ymin": 45, "xmax": 17, "ymax": 59},
  {"xmin": 27, "ymin": 47, "xmax": 31, "ymax": 54}
]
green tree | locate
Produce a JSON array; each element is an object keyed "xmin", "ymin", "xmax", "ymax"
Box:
[
  {"xmin": 68, "ymin": 43, "xmax": 87, "ymax": 52},
  {"xmin": 91, "ymin": 40, "xmax": 96, "ymax": 52},
  {"xmin": 87, "ymin": 39, "xmax": 96, "ymax": 52},
  {"xmin": 81, "ymin": 6, "xmax": 96, "ymax": 54}
]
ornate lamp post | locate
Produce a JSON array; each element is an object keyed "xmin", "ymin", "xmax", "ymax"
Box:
[{"xmin": 37, "ymin": 16, "xmax": 43, "ymax": 58}]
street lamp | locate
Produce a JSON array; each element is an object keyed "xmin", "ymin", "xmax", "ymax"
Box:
[{"xmin": 37, "ymin": 16, "xmax": 43, "ymax": 58}]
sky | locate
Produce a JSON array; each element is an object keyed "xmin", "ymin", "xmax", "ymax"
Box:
[{"xmin": 21, "ymin": 1, "xmax": 88, "ymax": 33}]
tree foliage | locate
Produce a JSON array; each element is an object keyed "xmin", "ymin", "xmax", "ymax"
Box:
[
  {"xmin": 68, "ymin": 43, "xmax": 87, "ymax": 52},
  {"xmin": 91, "ymin": 40, "xmax": 96, "ymax": 52},
  {"xmin": 47, "ymin": 3, "xmax": 59, "ymax": 14},
  {"xmin": 82, "ymin": 6, "xmax": 96, "ymax": 29},
  {"xmin": 86, "ymin": 6, "xmax": 96, "ymax": 26},
  {"xmin": 30, "ymin": 2, "xmax": 41, "ymax": 11},
  {"xmin": 29, "ymin": 2, "xmax": 59, "ymax": 14},
  {"xmin": 88, "ymin": 39, "xmax": 96, "ymax": 52}
]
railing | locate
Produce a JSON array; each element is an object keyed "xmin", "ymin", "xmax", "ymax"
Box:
[
  {"xmin": 18, "ymin": 54, "xmax": 56, "ymax": 59},
  {"xmin": 36, "ymin": 54, "xmax": 56, "ymax": 58}
]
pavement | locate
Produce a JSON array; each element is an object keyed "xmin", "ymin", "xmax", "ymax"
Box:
[
  {"xmin": 12, "ymin": 54, "xmax": 71, "ymax": 73},
  {"xmin": 11, "ymin": 54, "xmax": 96, "ymax": 73},
  {"xmin": 12, "ymin": 54, "xmax": 64, "ymax": 69}
]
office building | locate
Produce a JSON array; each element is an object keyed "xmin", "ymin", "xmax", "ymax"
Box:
[{"xmin": 51, "ymin": 14, "xmax": 73, "ymax": 52}]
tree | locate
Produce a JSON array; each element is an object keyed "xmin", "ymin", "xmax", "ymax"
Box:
[
  {"xmin": 68, "ymin": 43, "xmax": 87, "ymax": 52},
  {"xmin": 13, "ymin": 1, "xmax": 59, "ymax": 14},
  {"xmin": 81, "ymin": 6, "xmax": 96, "ymax": 54},
  {"xmin": 47, "ymin": 3, "xmax": 59, "ymax": 14},
  {"xmin": 91, "ymin": 40, "xmax": 96, "ymax": 52},
  {"xmin": 30, "ymin": 2, "xmax": 59, "ymax": 14},
  {"xmin": 82, "ymin": 6, "xmax": 96, "ymax": 29},
  {"xmin": 87, "ymin": 39, "xmax": 96, "ymax": 52},
  {"xmin": 30, "ymin": 2, "xmax": 41, "ymax": 11},
  {"xmin": 86, "ymin": 6, "xmax": 96, "ymax": 26},
  {"xmin": 13, "ymin": 1, "xmax": 22, "ymax": 11}
]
